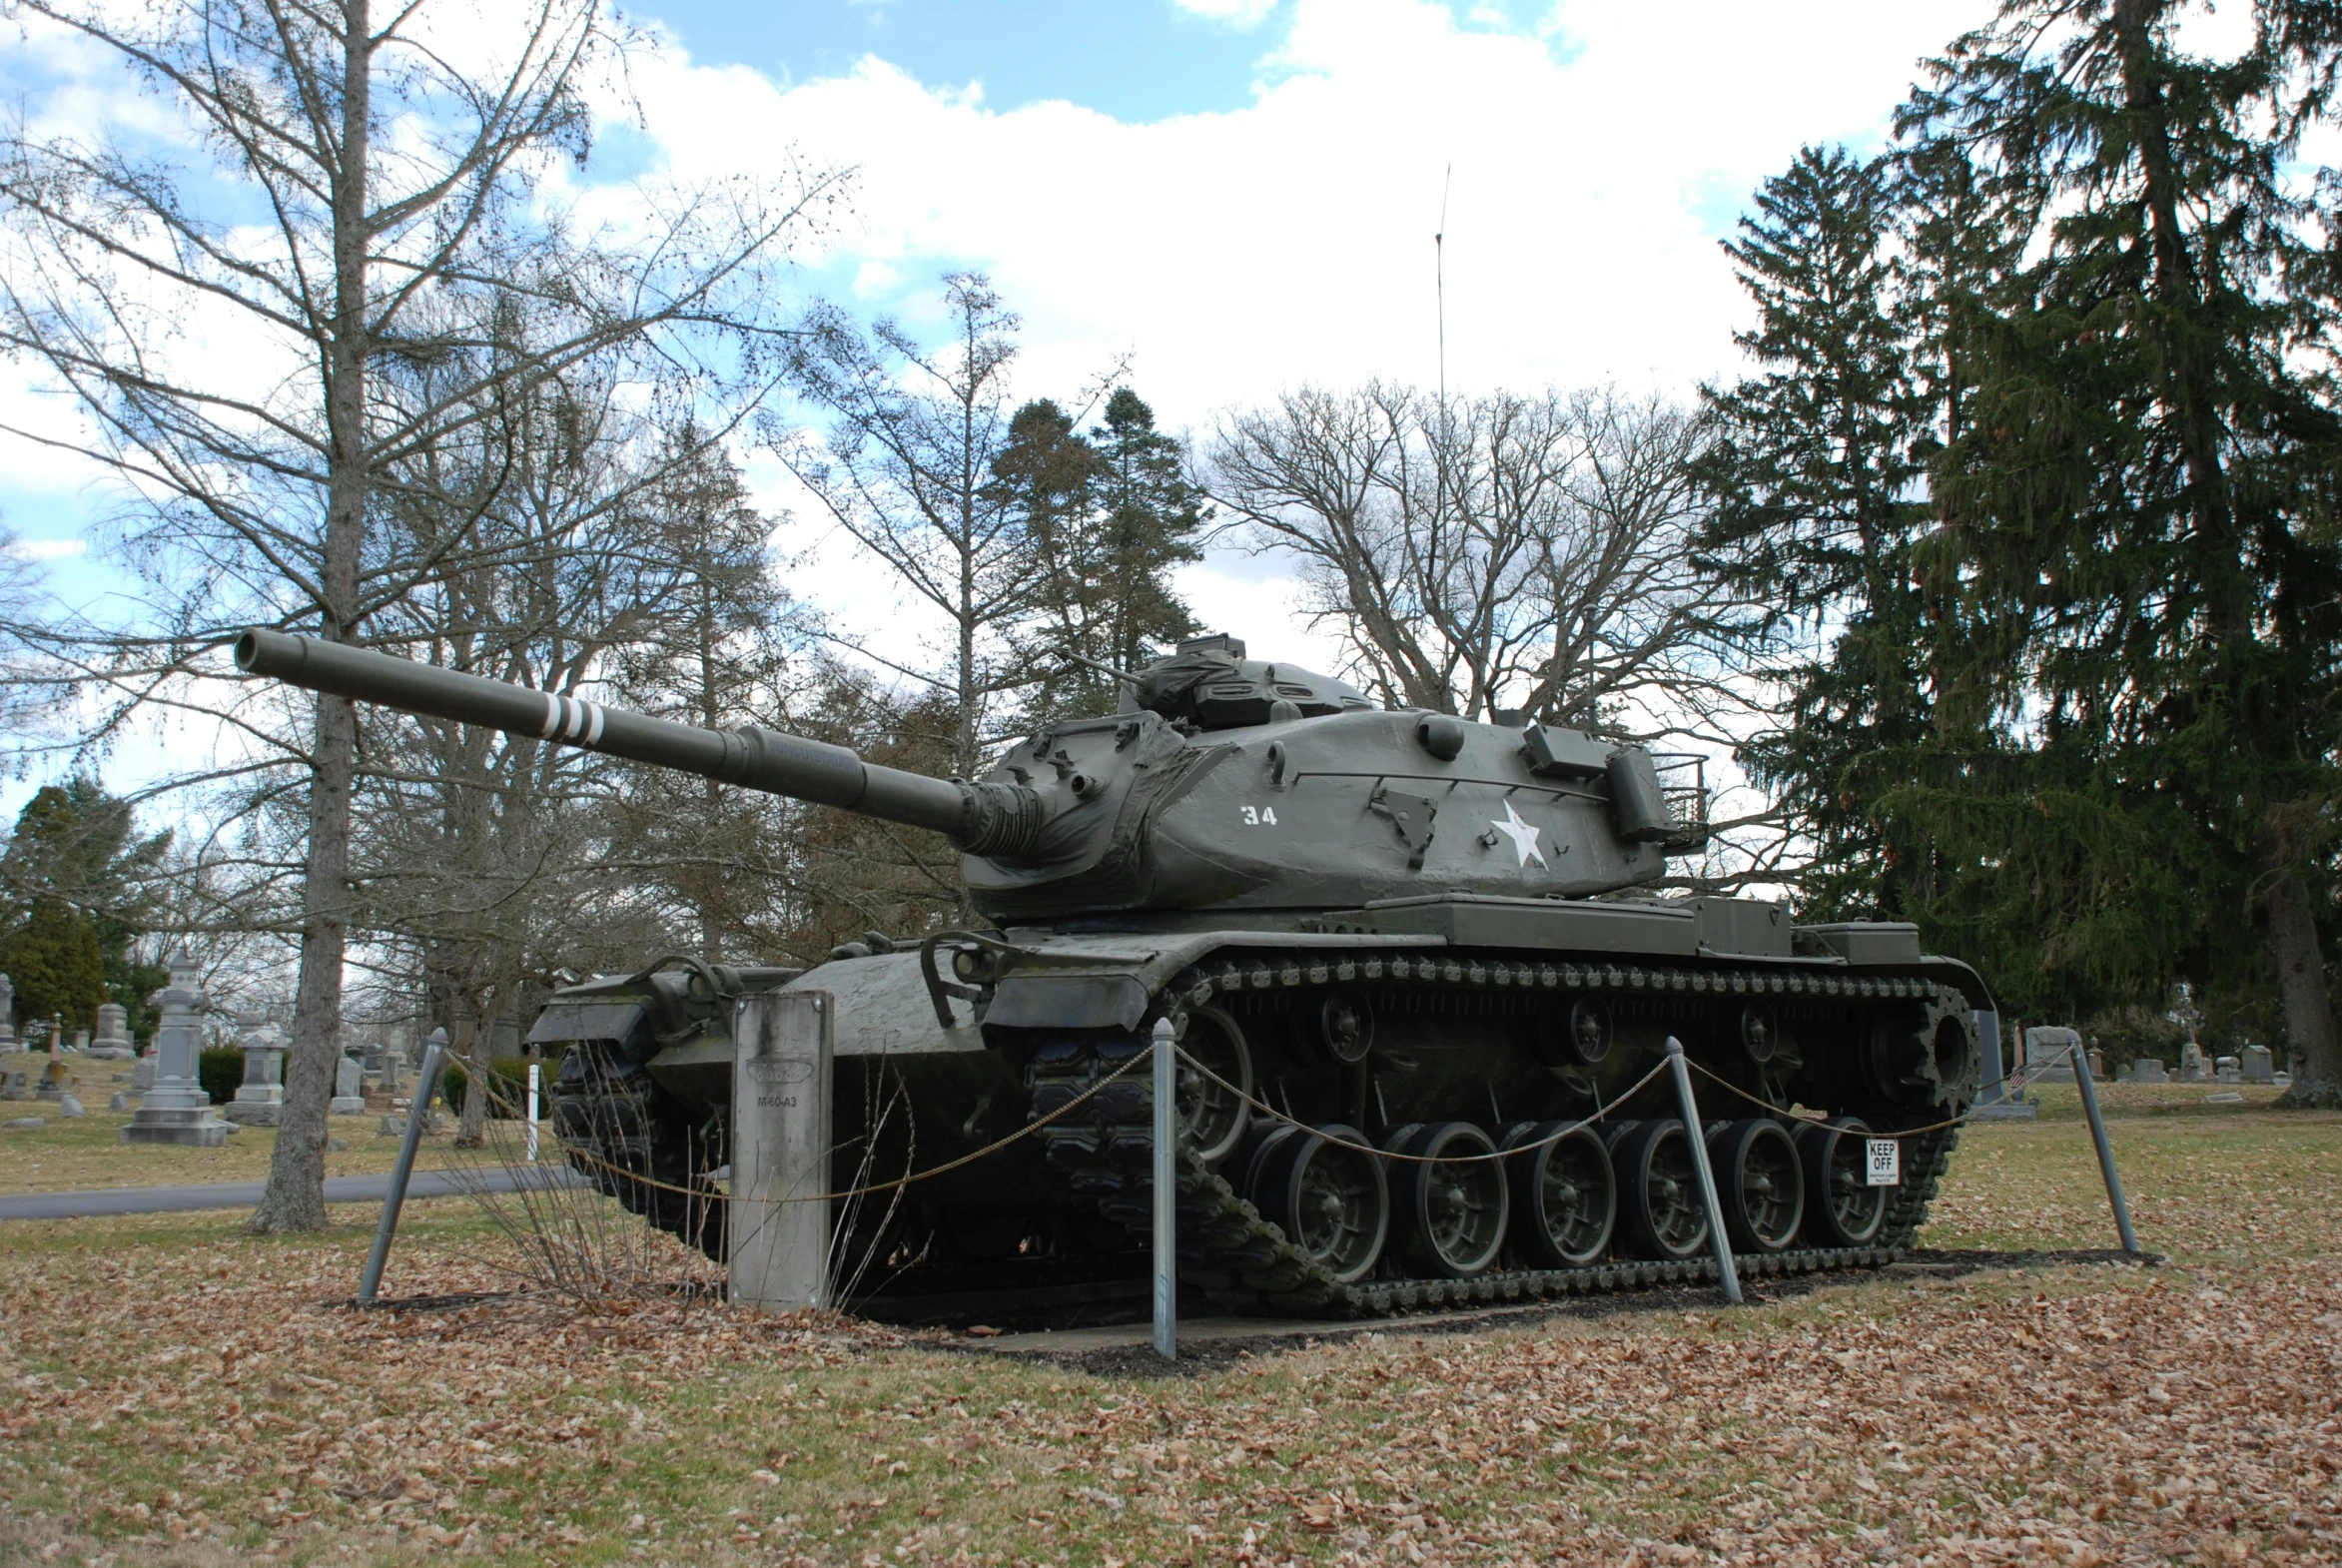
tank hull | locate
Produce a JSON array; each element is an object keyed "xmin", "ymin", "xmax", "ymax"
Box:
[{"xmin": 536, "ymin": 899, "xmax": 1985, "ymax": 1315}]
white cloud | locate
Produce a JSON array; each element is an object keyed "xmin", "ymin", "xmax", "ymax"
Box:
[
  {"xmin": 1171, "ymin": 0, "xmax": 1279, "ymax": 27},
  {"xmin": 0, "ymin": 0, "xmax": 2008, "ymax": 694},
  {"xmin": 623, "ymin": 0, "xmax": 1995, "ymax": 676},
  {"xmin": 627, "ymin": 0, "xmax": 1995, "ymax": 421},
  {"xmin": 6, "ymin": 536, "xmax": 87, "ymax": 560}
]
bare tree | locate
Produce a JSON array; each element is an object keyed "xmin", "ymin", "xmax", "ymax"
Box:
[
  {"xmin": 1206, "ymin": 383, "xmax": 1785, "ymax": 886},
  {"xmin": 775, "ymin": 274, "xmax": 1039, "ymax": 782},
  {"xmin": 1208, "ymin": 384, "xmax": 1757, "ymax": 726},
  {"xmin": 0, "ymin": 0, "xmax": 838, "ymax": 1228}
]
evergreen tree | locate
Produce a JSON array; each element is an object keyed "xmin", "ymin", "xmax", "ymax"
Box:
[
  {"xmin": 992, "ymin": 388, "xmax": 1203, "ymax": 719},
  {"xmin": 1896, "ymin": 0, "xmax": 2342, "ymax": 1099},
  {"xmin": 1696, "ymin": 147, "xmax": 1937, "ymax": 921},
  {"xmin": 0, "ymin": 780, "xmax": 171, "ymax": 1035},
  {"xmin": 1089, "ymin": 390, "xmax": 1205, "ymax": 673},
  {"xmin": 0, "ymin": 897, "xmax": 108, "ymax": 1035},
  {"xmin": 989, "ymin": 398, "xmax": 1106, "ymax": 713}
]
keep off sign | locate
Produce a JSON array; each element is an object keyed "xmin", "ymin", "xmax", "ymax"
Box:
[{"xmin": 1866, "ymin": 1137, "xmax": 1902, "ymax": 1186}]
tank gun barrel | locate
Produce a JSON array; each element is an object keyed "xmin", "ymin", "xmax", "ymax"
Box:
[{"xmin": 233, "ymin": 629, "xmax": 1045, "ymax": 855}]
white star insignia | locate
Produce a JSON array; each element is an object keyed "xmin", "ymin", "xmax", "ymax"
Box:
[{"xmin": 1490, "ymin": 800, "xmax": 1546, "ymax": 868}]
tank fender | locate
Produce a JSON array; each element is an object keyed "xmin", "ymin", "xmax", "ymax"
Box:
[
  {"xmin": 763, "ymin": 952, "xmax": 992, "ymax": 1057},
  {"xmin": 987, "ymin": 974, "xmax": 1154, "ymax": 1031},
  {"xmin": 955, "ymin": 930, "xmax": 1453, "ymax": 1032},
  {"xmin": 1913, "ymin": 956, "xmax": 1996, "ymax": 1016}
]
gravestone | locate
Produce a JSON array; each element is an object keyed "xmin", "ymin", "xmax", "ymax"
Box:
[
  {"xmin": 2179, "ymin": 1039, "xmax": 2212, "ymax": 1082},
  {"xmin": 0, "ymin": 973, "xmax": 15, "ymax": 1048},
  {"xmin": 2023, "ymin": 1025, "xmax": 2081, "ymax": 1085},
  {"xmin": 132, "ymin": 1055, "xmax": 156, "ymax": 1094},
  {"xmin": 1, "ymin": 1068, "xmax": 27, "ymax": 1101},
  {"xmin": 88, "ymin": 1004, "xmax": 134, "ymax": 1060},
  {"xmin": 224, "ymin": 1014, "xmax": 287, "ymax": 1127},
  {"xmin": 730, "ymin": 990, "xmax": 833, "ymax": 1311},
  {"xmin": 58, "ymin": 1093, "xmax": 84, "ymax": 1119},
  {"xmin": 2241, "ymin": 1044, "xmax": 2274, "ymax": 1085},
  {"xmin": 2215, "ymin": 1055, "xmax": 2243, "ymax": 1085},
  {"xmin": 121, "ymin": 951, "xmax": 230, "ymax": 1147},
  {"xmin": 34, "ymin": 1051, "xmax": 69, "ymax": 1101},
  {"xmin": 108, "ymin": 1091, "xmax": 130, "ymax": 1112},
  {"xmin": 2126, "ymin": 1057, "xmax": 2171, "ymax": 1084},
  {"xmin": 2087, "ymin": 1044, "xmax": 2107, "ymax": 1082},
  {"xmin": 331, "ymin": 1055, "xmax": 367, "ymax": 1116},
  {"xmin": 1971, "ymin": 1011, "xmax": 2037, "ymax": 1120},
  {"xmin": 69, "ymin": 1030, "xmax": 88, "ymax": 1053}
]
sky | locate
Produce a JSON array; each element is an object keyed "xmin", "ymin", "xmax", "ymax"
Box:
[{"xmin": 0, "ymin": 0, "xmax": 2005, "ymax": 817}]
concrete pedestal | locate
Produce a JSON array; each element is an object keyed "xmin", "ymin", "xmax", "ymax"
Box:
[{"xmin": 729, "ymin": 990, "xmax": 833, "ymax": 1312}]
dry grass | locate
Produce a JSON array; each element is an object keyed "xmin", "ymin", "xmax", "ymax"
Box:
[
  {"xmin": 0, "ymin": 1103, "xmax": 497, "ymax": 1195},
  {"xmin": 0, "ymin": 1097, "xmax": 2337, "ymax": 1567}
]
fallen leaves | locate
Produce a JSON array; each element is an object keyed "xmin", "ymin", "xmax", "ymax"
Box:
[{"xmin": 1, "ymin": 1111, "xmax": 2339, "ymax": 1565}]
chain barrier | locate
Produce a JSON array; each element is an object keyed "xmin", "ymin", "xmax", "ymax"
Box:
[
  {"xmin": 1683, "ymin": 1039, "xmax": 2083, "ymax": 1140},
  {"xmin": 495, "ymin": 1027, "xmax": 2073, "ymax": 1208},
  {"xmin": 1171, "ymin": 1046, "xmax": 1672, "ymax": 1166},
  {"xmin": 550, "ymin": 1051, "xmax": 1152, "ymax": 1206}
]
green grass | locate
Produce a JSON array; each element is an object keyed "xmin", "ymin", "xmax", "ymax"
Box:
[{"xmin": 0, "ymin": 1101, "xmax": 512, "ymax": 1195}]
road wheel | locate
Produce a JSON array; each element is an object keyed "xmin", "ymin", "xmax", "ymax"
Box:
[
  {"xmin": 1708, "ymin": 1118, "xmax": 1805, "ymax": 1252},
  {"xmin": 1797, "ymin": 1116, "xmax": 1887, "ymax": 1246},
  {"xmin": 1614, "ymin": 1118, "xmax": 1709, "ymax": 1260},
  {"xmin": 1503, "ymin": 1121, "xmax": 1616, "ymax": 1267},
  {"xmin": 1389, "ymin": 1122, "xmax": 1508, "ymax": 1278}
]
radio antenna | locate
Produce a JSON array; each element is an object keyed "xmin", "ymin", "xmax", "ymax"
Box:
[{"xmin": 1435, "ymin": 163, "xmax": 1452, "ymax": 409}]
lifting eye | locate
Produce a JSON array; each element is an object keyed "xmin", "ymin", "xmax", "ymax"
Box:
[{"xmin": 1415, "ymin": 714, "xmax": 1467, "ymax": 761}]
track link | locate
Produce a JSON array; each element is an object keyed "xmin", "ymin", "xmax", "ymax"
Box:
[{"xmin": 1034, "ymin": 950, "xmax": 1965, "ymax": 1317}]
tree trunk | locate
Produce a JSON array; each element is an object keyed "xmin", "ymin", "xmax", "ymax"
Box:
[
  {"xmin": 455, "ymin": 1010, "xmax": 489, "ymax": 1147},
  {"xmin": 252, "ymin": 0, "xmax": 371, "ymax": 1232},
  {"xmin": 251, "ymin": 691, "xmax": 357, "ymax": 1231},
  {"xmin": 2262, "ymin": 839, "xmax": 2342, "ymax": 1107}
]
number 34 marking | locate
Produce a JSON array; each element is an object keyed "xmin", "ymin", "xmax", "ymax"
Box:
[{"xmin": 1239, "ymin": 805, "xmax": 1279, "ymax": 826}]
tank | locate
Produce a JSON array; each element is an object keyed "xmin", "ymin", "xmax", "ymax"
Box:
[{"xmin": 237, "ymin": 627, "xmax": 1990, "ymax": 1315}]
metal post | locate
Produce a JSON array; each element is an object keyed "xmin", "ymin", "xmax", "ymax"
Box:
[
  {"xmin": 358, "ymin": 1028, "xmax": 449, "ymax": 1305},
  {"xmin": 525, "ymin": 1062, "xmax": 540, "ymax": 1164},
  {"xmin": 1664, "ymin": 1036, "xmax": 1743, "ymax": 1304},
  {"xmin": 2069, "ymin": 1041, "xmax": 2142, "ymax": 1255},
  {"xmin": 1153, "ymin": 1016, "xmax": 1176, "ymax": 1361}
]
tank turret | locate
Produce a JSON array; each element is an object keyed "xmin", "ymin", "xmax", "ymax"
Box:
[{"xmin": 237, "ymin": 627, "xmax": 1705, "ymax": 920}]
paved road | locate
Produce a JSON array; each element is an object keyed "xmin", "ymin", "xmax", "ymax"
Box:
[{"xmin": 0, "ymin": 1165, "xmax": 587, "ymax": 1221}]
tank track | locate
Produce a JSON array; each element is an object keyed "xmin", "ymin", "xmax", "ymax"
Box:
[
  {"xmin": 1033, "ymin": 949, "xmax": 1962, "ymax": 1317},
  {"xmin": 552, "ymin": 1048, "xmax": 728, "ymax": 1261}
]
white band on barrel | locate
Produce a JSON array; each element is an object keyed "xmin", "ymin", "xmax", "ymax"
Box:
[{"xmin": 536, "ymin": 692, "xmax": 605, "ymax": 746}]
